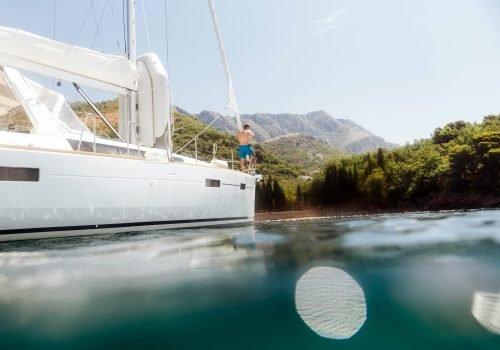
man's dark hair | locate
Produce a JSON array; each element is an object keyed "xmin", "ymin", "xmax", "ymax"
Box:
[{"xmin": 243, "ymin": 123, "xmax": 250, "ymax": 130}]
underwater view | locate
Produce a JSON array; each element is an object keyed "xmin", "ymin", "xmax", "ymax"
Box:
[{"xmin": 1, "ymin": 209, "xmax": 500, "ymax": 349}]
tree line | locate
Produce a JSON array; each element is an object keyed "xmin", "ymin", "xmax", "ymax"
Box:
[{"xmin": 256, "ymin": 115, "xmax": 500, "ymax": 211}]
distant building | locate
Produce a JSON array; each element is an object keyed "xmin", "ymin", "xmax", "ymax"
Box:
[{"xmin": 299, "ymin": 175, "xmax": 313, "ymax": 181}]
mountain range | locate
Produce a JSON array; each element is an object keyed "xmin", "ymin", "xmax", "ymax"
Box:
[{"xmin": 195, "ymin": 110, "xmax": 398, "ymax": 154}]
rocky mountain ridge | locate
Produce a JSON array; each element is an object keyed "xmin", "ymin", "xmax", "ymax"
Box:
[{"xmin": 195, "ymin": 110, "xmax": 398, "ymax": 154}]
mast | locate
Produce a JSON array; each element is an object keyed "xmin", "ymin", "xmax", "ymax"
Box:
[{"xmin": 127, "ymin": 0, "xmax": 138, "ymax": 143}]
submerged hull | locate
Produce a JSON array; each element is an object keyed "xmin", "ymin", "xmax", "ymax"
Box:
[{"xmin": 0, "ymin": 146, "xmax": 255, "ymax": 241}]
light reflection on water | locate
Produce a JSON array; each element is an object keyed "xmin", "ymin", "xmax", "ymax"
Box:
[
  {"xmin": 0, "ymin": 209, "xmax": 499, "ymax": 349},
  {"xmin": 472, "ymin": 291, "xmax": 500, "ymax": 335},
  {"xmin": 295, "ymin": 266, "xmax": 366, "ymax": 339}
]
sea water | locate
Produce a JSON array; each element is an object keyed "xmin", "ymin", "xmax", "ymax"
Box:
[{"xmin": 1, "ymin": 210, "xmax": 499, "ymax": 349}]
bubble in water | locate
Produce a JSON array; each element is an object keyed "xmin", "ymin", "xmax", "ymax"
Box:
[{"xmin": 295, "ymin": 266, "xmax": 366, "ymax": 339}]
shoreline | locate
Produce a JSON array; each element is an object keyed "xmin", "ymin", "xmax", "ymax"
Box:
[
  {"xmin": 255, "ymin": 208, "xmax": 397, "ymax": 221},
  {"xmin": 254, "ymin": 206, "xmax": 498, "ymax": 222},
  {"xmin": 255, "ymin": 194, "xmax": 500, "ymax": 222}
]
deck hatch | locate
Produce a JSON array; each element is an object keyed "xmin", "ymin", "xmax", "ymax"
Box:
[
  {"xmin": 206, "ymin": 179, "xmax": 221, "ymax": 187},
  {"xmin": 240, "ymin": 183, "xmax": 246, "ymax": 190},
  {"xmin": 0, "ymin": 166, "xmax": 39, "ymax": 182}
]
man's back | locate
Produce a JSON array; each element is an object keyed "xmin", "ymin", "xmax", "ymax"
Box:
[{"xmin": 237, "ymin": 129, "xmax": 254, "ymax": 145}]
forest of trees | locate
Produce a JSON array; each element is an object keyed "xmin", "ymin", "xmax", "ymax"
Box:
[{"xmin": 257, "ymin": 115, "xmax": 500, "ymax": 211}]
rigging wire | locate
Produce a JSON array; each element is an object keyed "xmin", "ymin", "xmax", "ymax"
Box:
[
  {"xmin": 175, "ymin": 107, "xmax": 227, "ymax": 154},
  {"xmin": 16, "ymin": 1, "xmax": 22, "ymax": 28},
  {"xmin": 164, "ymin": 0, "xmax": 171, "ymax": 71},
  {"xmin": 90, "ymin": 0, "xmax": 109, "ymax": 50},
  {"xmin": 122, "ymin": 0, "xmax": 127, "ymax": 54},
  {"xmin": 75, "ymin": 0, "xmax": 95, "ymax": 44},
  {"xmin": 108, "ymin": 0, "xmax": 121, "ymax": 52},
  {"xmin": 64, "ymin": 85, "xmax": 115, "ymax": 140},
  {"xmin": 140, "ymin": 0, "xmax": 152, "ymax": 52},
  {"xmin": 52, "ymin": 0, "xmax": 57, "ymax": 89},
  {"xmin": 66, "ymin": 0, "xmax": 83, "ymax": 42},
  {"xmin": 52, "ymin": 0, "xmax": 57, "ymax": 40},
  {"xmin": 163, "ymin": 0, "xmax": 176, "ymax": 152}
]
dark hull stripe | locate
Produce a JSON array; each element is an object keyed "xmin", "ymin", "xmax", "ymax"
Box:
[{"xmin": 0, "ymin": 216, "xmax": 250, "ymax": 235}]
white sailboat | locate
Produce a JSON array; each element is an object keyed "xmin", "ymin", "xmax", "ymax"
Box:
[{"xmin": 0, "ymin": 0, "xmax": 257, "ymax": 241}]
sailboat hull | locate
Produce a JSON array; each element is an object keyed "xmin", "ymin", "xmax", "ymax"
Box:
[{"xmin": 0, "ymin": 146, "xmax": 255, "ymax": 241}]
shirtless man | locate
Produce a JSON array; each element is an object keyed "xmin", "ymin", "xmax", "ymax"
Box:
[{"xmin": 237, "ymin": 123, "xmax": 255, "ymax": 171}]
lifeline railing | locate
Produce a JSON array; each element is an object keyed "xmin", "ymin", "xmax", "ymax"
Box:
[
  {"xmin": 77, "ymin": 113, "xmax": 141, "ymax": 157},
  {"xmin": 175, "ymin": 138, "xmax": 254, "ymax": 172},
  {"xmin": 173, "ymin": 106, "xmax": 227, "ymax": 155},
  {"xmin": 178, "ymin": 135, "xmax": 201, "ymax": 164}
]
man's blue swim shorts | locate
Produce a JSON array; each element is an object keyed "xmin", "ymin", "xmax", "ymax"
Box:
[{"xmin": 239, "ymin": 144, "xmax": 254, "ymax": 159}]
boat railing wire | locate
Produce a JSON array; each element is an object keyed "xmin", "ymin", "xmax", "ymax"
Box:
[{"xmin": 174, "ymin": 106, "xmax": 228, "ymax": 155}]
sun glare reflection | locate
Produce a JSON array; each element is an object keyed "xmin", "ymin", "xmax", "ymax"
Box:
[
  {"xmin": 472, "ymin": 291, "xmax": 500, "ymax": 335},
  {"xmin": 295, "ymin": 266, "xmax": 367, "ymax": 340}
]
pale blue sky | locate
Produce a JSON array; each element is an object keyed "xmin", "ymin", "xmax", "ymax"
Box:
[{"xmin": 1, "ymin": 0, "xmax": 500, "ymax": 144}]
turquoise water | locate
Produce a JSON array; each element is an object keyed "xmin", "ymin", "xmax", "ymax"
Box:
[{"xmin": 1, "ymin": 210, "xmax": 500, "ymax": 349}]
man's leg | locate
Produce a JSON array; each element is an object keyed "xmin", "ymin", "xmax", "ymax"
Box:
[
  {"xmin": 250, "ymin": 154, "xmax": 256, "ymax": 168},
  {"xmin": 240, "ymin": 158, "xmax": 245, "ymax": 171}
]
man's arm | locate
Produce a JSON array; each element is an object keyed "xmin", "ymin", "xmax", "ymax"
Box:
[{"xmin": 245, "ymin": 130, "xmax": 255, "ymax": 143}]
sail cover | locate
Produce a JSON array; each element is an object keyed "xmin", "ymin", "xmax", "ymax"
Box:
[
  {"xmin": 0, "ymin": 26, "xmax": 138, "ymax": 94},
  {"xmin": 208, "ymin": 0, "xmax": 242, "ymax": 130}
]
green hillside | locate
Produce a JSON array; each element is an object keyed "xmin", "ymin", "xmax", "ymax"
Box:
[
  {"xmin": 304, "ymin": 115, "xmax": 500, "ymax": 210},
  {"xmin": 260, "ymin": 133, "xmax": 345, "ymax": 174}
]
